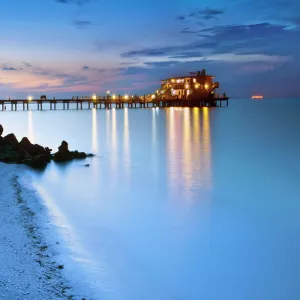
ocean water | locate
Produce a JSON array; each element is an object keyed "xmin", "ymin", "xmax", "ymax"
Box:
[{"xmin": 1, "ymin": 98, "xmax": 300, "ymax": 300}]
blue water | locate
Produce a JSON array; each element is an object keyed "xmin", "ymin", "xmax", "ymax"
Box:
[{"xmin": 1, "ymin": 99, "xmax": 300, "ymax": 300}]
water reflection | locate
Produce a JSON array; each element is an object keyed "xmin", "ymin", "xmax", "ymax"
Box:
[
  {"xmin": 167, "ymin": 108, "xmax": 178, "ymax": 189},
  {"xmin": 92, "ymin": 108, "xmax": 98, "ymax": 153},
  {"xmin": 183, "ymin": 108, "xmax": 192, "ymax": 196},
  {"xmin": 202, "ymin": 107, "xmax": 212, "ymax": 189},
  {"xmin": 152, "ymin": 108, "xmax": 157, "ymax": 150},
  {"xmin": 111, "ymin": 109, "xmax": 118, "ymax": 174},
  {"xmin": 28, "ymin": 111, "xmax": 35, "ymax": 143},
  {"xmin": 166, "ymin": 107, "xmax": 212, "ymax": 201},
  {"xmin": 123, "ymin": 108, "xmax": 131, "ymax": 178}
]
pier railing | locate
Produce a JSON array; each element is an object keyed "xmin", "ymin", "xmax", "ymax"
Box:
[{"xmin": 0, "ymin": 96, "xmax": 228, "ymax": 111}]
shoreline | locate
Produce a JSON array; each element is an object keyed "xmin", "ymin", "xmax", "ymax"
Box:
[{"xmin": 0, "ymin": 163, "xmax": 89, "ymax": 300}]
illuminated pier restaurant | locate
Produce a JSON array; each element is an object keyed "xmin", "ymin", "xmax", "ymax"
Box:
[
  {"xmin": 0, "ymin": 69, "xmax": 228, "ymax": 111},
  {"xmin": 156, "ymin": 69, "xmax": 228, "ymax": 106}
]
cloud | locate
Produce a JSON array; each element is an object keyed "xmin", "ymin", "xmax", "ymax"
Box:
[
  {"xmin": 2, "ymin": 67, "xmax": 19, "ymax": 71},
  {"xmin": 196, "ymin": 8, "xmax": 225, "ymax": 20},
  {"xmin": 74, "ymin": 19, "xmax": 92, "ymax": 28},
  {"xmin": 144, "ymin": 61, "xmax": 182, "ymax": 68},
  {"xmin": 169, "ymin": 52, "xmax": 203, "ymax": 59},
  {"xmin": 176, "ymin": 15, "xmax": 186, "ymax": 21},
  {"xmin": 55, "ymin": 0, "xmax": 91, "ymax": 5},
  {"xmin": 181, "ymin": 28, "xmax": 201, "ymax": 34},
  {"xmin": 22, "ymin": 62, "xmax": 32, "ymax": 67},
  {"xmin": 121, "ymin": 42, "xmax": 218, "ymax": 58},
  {"xmin": 177, "ymin": 7, "xmax": 225, "ymax": 22}
]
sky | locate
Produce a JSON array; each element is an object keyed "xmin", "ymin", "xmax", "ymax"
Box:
[{"xmin": 0, "ymin": 0, "xmax": 299, "ymax": 98}]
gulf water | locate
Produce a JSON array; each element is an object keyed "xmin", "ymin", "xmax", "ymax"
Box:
[{"xmin": 1, "ymin": 99, "xmax": 300, "ymax": 300}]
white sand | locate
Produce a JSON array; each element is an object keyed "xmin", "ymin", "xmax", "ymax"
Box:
[{"xmin": 0, "ymin": 164, "xmax": 88, "ymax": 300}]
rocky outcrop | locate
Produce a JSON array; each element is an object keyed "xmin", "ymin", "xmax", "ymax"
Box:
[
  {"xmin": 53, "ymin": 141, "xmax": 93, "ymax": 162},
  {"xmin": 0, "ymin": 125, "xmax": 94, "ymax": 169},
  {"xmin": 18, "ymin": 137, "xmax": 51, "ymax": 157},
  {"xmin": 4, "ymin": 133, "xmax": 19, "ymax": 148}
]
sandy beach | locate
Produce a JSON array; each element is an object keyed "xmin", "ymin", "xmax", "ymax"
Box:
[{"xmin": 0, "ymin": 163, "xmax": 87, "ymax": 300}]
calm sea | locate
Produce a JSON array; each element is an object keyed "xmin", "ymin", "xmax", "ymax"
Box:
[{"xmin": 1, "ymin": 98, "xmax": 300, "ymax": 300}]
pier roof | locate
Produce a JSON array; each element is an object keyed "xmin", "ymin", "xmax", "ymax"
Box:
[{"xmin": 162, "ymin": 75, "xmax": 216, "ymax": 81}]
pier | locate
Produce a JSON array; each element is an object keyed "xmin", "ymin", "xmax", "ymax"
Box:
[{"xmin": 0, "ymin": 96, "xmax": 228, "ymax": 111}]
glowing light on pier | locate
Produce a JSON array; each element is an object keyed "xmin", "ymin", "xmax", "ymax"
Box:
[
  {"xmin": 151, "ymin": 94, "xmax": 156, "ymax": 99},
  {"xmin": 252, "ymin": 95, "xmax": 263, "ymax": 99},
  {"xmin": 28, "ymin": 96, "xmax": 33, "ymax": 101},
  {"xmin": 205, "ymin": 84, "xmax": 209, "ymax": 90},
  {"xmin": 112, "ymin": 94, "xmax": 116, "ymax": 100},
  {"xmin": 185, "ymin": 84, "xmax": 189, "ymax": 89},
  {"xmin": 106, "ymin": 90, "xmax": 110, "ymax": 95},
  {"xmin": 195, "ymin": 83, "xmax": 200, "ymax": 89},
  {"xmin": 92, "ymin": 94, "xmax": 97, "ymax": 100},
  {"xmin": 124, "ymin": 94, "xmax": 129, "ymax": 100}
]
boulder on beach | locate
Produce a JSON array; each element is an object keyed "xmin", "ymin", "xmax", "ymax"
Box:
[
  {"xmin": 18, "ymin": 137, "xmax": 50, "ymax": 157},
  {"xmin": 0, "ymin": 144, "xmax": 21, "ymax": 163},
  {"xmin": 4, "ymin": 133, "xmax": 19, "ymax": 148},
  {"xmin": 0, "ymin": 125, "xmax": 94, "ymax": 168},
  {"xmin": 23, "ymin": 154, "xmax": 51, "ymax": 169},
  {"xmin": 53, "ymin": 141, "xmax": 73, "ymax": 162},
  {"xmin": 53, "ymin": 141, "xmax": 93, "ymax": 162},
  {"xmin": 58, "ymin": 141, "xmax": 69, "ymax": 153}
]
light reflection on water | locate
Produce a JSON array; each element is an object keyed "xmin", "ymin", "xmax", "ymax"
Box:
[
  {"xmin": 1, "ymin": 99, "xmax": 300, "ymax": 300},
  {"xmin": 27, "ymin": 111, "xmax": 35, "ymax": 144}
]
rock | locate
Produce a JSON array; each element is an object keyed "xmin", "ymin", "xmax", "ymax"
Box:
[
  {"xmin": 73, "ymin": 151, "xmax": 87, "ymax": 159},
  {"xmin": 0, "ymin": 145, "xmax": 21, "ymax": 163},
  {"xmin": 18, "ymin": 148, "xmax": 32, "ymax": 160},
  {"xmin": 18, "ymin": 137, "xmax": 48, "ymax": 156},
  {"xmin": 3, "ymin": 133, "xmax": 18, "ymax": 148},
  {"xmin": 58, "ymin": 141, "xmax": 69, "ymax": 153},
  {"xmin": 0, "ymin": 137, "xmax": 6, "ymax": 147},
  {"xmin": 0, "ymin": 134, "xmax": 94, "ymax": 168},
  {"xmin": 53, "ymin": 141, "xmax": 93, "ymax": 162},
  {"xmin": 23, "ymin": 154, "xmax": 51, "ymax": 169}
]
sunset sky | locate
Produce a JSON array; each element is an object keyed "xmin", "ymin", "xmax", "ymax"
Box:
[{"xmin": 0, "ymin": 0, "xmax": 299, "ymax": 98}]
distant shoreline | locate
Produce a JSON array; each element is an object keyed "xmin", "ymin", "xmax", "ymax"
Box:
[{"xmin": 0, "ymin": 163, "xmax": 89, "ymax": 299}]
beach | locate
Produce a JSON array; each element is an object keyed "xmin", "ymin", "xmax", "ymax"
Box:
[{"xmin": 0, "ymin": 163, "xmax": 87, "ymax": 300}]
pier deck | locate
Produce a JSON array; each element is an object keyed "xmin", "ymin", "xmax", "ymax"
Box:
[{"xmin": 0, "ymin": 97, "xmax": 229, "ymax": 111}]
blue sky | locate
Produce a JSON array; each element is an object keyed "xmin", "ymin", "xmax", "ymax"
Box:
[{"xmin": 0, "ymin": 0, "xmax": 299, "ymax": 98}]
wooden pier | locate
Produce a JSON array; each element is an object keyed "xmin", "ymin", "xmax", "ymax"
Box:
[{"xmin": 0, "ymin": 96, "xmax": 229, "ymax": 111}]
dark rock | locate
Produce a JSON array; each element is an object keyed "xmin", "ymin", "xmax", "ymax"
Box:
[
  {"xmin": 4, "ymin": 133, "xmax": 18, "ymax": 148},
  {"xmin": 23, "ymin": 154, "xmax": 51, "ymax": 169},
  {"xmin": 53, "ymin": 141, "xmax": 93, "ymax": 162},
  {"xmin": 0, "ymin": 125, "xmax": 3, "ymax": 136},
  {"xmin": 53, "ymin": 152, "xmax": 73, "ymax": 162},
  {"xmin": 73, "ymin": 151, "xmax": 87, "ymax": 159},
  {"xmin": 85, "ymin": 164, "xmax": 90, "ymax": 167},
  {"xmin": 0, "ymin": 137, "xmax": 6, "ymax": 147},
  {"xmin": 18, "ymin": 148, "xmax": 32, "ymax": 160},
  {"xmin": 58, "ymin": 141, "xmax": 69, "ymax": 153},
  {"xmin": 18, "ymin": 137, "xmax": 48, "ymax": 156},
  {"xmin": 0, "ymin": 145, "xmax": 21, "ymax": 163},
  {"xmin": 0, "ymin": 134, "xmax": 93, "ymax": 168}
]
